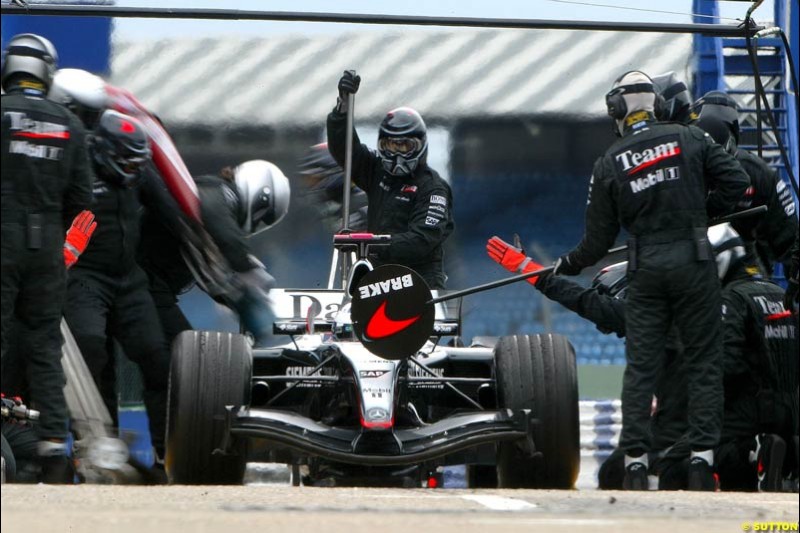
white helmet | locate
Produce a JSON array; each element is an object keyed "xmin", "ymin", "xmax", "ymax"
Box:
[
  {"xmin": 606, "ymin": 71, "xmax": 659, "ymax": 136},
  {"xmin": 233, "ymin": 160, "xmax": 291, "ymax": 235},
  {"xmin": 1, "ymin": 33, "xmax": 58, "ymax": 91},
  {"xmin": 708, "ymin": 223, "xmax": 747, "ymax": 280},
  {"xmin": 48, "ymin": 68, "xmax": 108, "ymax": 129}
]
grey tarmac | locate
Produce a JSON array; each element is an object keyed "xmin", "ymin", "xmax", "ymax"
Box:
[{"xmin": 2, "ymin": 485, "xmax": 798, "ymax": 533}]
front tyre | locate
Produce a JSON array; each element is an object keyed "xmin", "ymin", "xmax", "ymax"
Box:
[
  {"xmin": 166, "ymin": 331, "xmax": 251, "ymax": 485},
  {"xmin": 495, "ymin": 334, "xmax": 579, "ymax": 489}
]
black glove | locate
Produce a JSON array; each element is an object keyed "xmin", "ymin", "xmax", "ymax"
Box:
[
  {"xmin": 785, "ymin": 277, "xmax": 799, "ymax": 313},
  {"xmin": 553, "ymin": 254, "xmax": 582, "ymax": 276},
  {"xmin": 336, "ymin": 70, "xmax": 360, "ymax": 113}
]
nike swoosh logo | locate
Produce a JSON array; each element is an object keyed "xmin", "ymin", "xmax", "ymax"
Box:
[{"xmin": 365, "ymin": 301, "xmax": 421, "ymax": 340}]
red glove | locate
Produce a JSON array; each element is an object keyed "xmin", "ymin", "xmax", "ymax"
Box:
[
  {"xmin": 64, "ymin": 210, "xmax": 97, "ymax": 268},
  {"xmin": 486, "ymin": 236, "xmax": 544, "ymax": 286}
]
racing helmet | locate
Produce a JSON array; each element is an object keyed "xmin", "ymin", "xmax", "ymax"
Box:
[
  {"xmin": 591, "ymin": 261, "xmax": 629, "ymax": 300},
  {"xmin": 378, "ymin": 107, "xmax": 428, "ymax": 177},
  {"xmin": 708, "ymin": 223, "xmax": 747, "ymax": 280},
  {"xmin": 48, "ymin": 68, "xmax": 108, "ymax": 130},
  {"xmin": 651, "ymin": 71, "xmax": 693, "ymax": 124},
  {"xmin": 91, "ymin": 110, "xmax": 151, "ymax": 187},
  {"xmin": 693, "ymin": 91, "xmax": 740, "ymax": 152},
  {"xmin": 233, "ymin": 160, "xmax": 291, "ymax": 235},
  {"xmin": 1, "ymin": 33, "xmax": 58, "ymax": 91},
  {"xmin": 606, "ymin": 71, "xmax": 664, "ymax": 136},
  {"xmin": 297, "ymin": 142, "xmax": 344, "ymax": 200}
]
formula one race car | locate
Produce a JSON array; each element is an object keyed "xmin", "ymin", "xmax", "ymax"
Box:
[{"xmin": 165, "ymin": 232, "xmax": 580, "ymax": 488}]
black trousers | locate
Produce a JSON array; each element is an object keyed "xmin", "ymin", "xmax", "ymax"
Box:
[
  {"xmin": 622, "ymin": 242, "xmax": 723, "ymax": 455},
  {"xmin": 1, "ymin": 222, "xmax": 69, "ymax": 440},
  {"xmin": 63, "ymin": 266, "xmax": 170, "ymax": 453},
  {"xmin": 146, "ymin": 273, "xmax": 192, "ymax": 349}
]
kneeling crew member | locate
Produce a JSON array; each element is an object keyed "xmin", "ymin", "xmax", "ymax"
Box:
[{"xmin": 713, "ymin": 224, "xmax": 798, "ymax": 492}]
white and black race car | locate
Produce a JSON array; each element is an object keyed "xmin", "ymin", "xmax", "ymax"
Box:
[{"xmin": 165, "ymin": 232, "xmax": 580, "ymax": 488}]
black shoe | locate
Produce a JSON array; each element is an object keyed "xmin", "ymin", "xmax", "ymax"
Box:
[
  {"xmin": 38, "ymin": 454, "xmax": 75, "ymax": 484},
  {"xmin": 623, "ymin": 461, "xmax": 648, "ymax": 490},
  {"xmin": 755, "ymin": 434, "xmax": 786, "ymax": 493},
  {"xmin": 687, "ymin": 457, "xmax": 716, "ymax": 491}
]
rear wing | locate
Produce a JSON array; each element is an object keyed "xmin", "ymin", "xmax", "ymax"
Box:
[{"xmin": 271, "ymin": 288, "xmax": 462, "ymax": 336}]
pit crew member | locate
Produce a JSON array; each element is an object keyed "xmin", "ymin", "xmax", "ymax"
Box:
[
  {"xmin": 138, "ymin": 161, "xmax": 290, "ymax": 346},
  {"xmin": 1, "ymin": 34, "xmax": 93, "ymax": 483},
  {"xmin": 327, "ymin": 71, "xmax": 454, "ymax": 289},
  {"xmin": 552, "ymin": 70, "xmax": 750, "ymax": 491},
  {"xmin": 713, "ymin": 224, "xmax": 798, "ymax": 492},
  {"xmin": 693, "ymin": 90, "xmax": 797, "ymax": 277},
  {"xmin": 62, "ymin": 110, "xmax": 171, "ymax": 460}
]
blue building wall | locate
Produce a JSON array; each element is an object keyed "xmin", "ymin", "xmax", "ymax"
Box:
[{"xmin": 1, "ymin": 15, "xmax": 111, "ymax": 75}]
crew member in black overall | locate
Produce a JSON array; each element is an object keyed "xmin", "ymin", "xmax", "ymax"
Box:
[
  {"xmin": 43, "ymin": 67, "xmax": 290, "ymax": 348},
  {"xmin": 62, "ymin": 110, "xmax": 171, "ymax": 460},
  {"xmin": 693, "ymin": 90, "xmax": 797, "ymax": 277},
  {"xmin": 487, "ymin": 237, "xmax": 689, "ymax": 490},
  {"xmin": 552, "ymin": 71, "xmax": 750, "ymax": 490},
  {"xmin": 1, "ymin": 34, "xmax": 94, "ymax": 483},
  {"xmin": 711, "ymin": 224, "xmax": 798, "ymax": 492},
  {"xmin": 327, "ymin": 71, "xmax": 454, "ymax": 289},
  {"xmin": 138, "ymin": 160, "xmax": 290, "ymax": 346}
]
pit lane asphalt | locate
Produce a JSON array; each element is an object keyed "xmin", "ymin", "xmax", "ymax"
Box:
[{"xmin": 2, "ymin": 485, "xmax": 798, "ymax": 533}]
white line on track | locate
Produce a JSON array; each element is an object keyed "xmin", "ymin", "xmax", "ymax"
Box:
[
  {"xmin": 460, "ymin": 495, "xmax": 537, "ymax": 511},
  {"xmin": 475, "ymin": 518, "xmax": 616, "ymax": 526}
]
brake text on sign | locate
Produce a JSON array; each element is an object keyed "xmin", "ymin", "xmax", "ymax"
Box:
[{"xmin": 359, "ymin": 275, "xmax": 414, "ymax": 299}]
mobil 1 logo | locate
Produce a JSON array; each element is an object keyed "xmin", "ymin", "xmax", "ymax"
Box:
[
  {"xmin": 614, "ymin": 136, "xmax": 684, "ymax": 194},
  {"xmin": 351, "ymin": 264, "xmax": 435, "ymax": 360}
]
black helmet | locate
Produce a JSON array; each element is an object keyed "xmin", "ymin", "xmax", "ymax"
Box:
[
  {"xmin": 693, "ymin": 91, "xmax": 739, "ymax": 151},
  {"xmin": 651, "ymin": 71, "xmax": 693, "ymax": 124},
  {"xmin": 378, "ymin": 107, "xmax": 428, "ymax": 177},
  {"xmin": 1, "ymin": 33, "xmax": 58, "ymax": 91},
  {"xmin": 297, "ymin": 142, "xmax": 344, "ymax": 200},
  {"xmin": 91, "ymin": 110, "xmax": 150, "ymax": 187},
  {"xmin": 591, "ymin": 261, "xmax": 629, "ymax": 300}
]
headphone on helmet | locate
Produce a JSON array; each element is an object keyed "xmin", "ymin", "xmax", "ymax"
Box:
[{"xmin": 605, "ymin": 71, "xmax": 665, "ymax": 121}]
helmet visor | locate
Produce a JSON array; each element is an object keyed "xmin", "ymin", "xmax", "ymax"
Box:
[
  {"xmin": 250, "ymin": 187, "xmax": 273, "ymax": 229},
  {"xmin": 115, "ymin": 153, "xmax": 147, "ymax": 176},
  {"xmin": 379, "ymin": 136, "xmax": 421, "ymax": 155}
]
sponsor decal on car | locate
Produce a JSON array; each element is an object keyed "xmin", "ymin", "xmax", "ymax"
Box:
[{"xmin": 359, "ymin": 370, "xmax": 390, "ymax": 378}]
